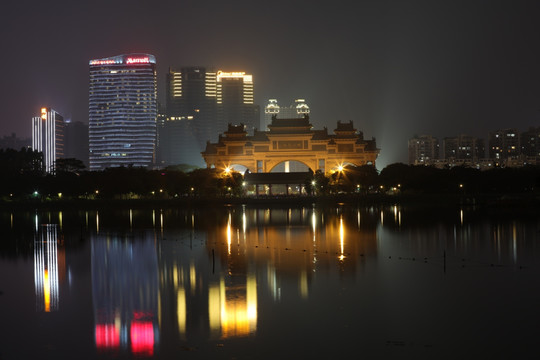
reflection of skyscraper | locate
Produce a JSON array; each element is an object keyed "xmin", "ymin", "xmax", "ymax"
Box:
[
  {"xmin": 34, "ymin": 224, "xmax": 64, "ymax": 312},
  {"xmin": 92, "ymin": 232, "xmax": 159, "ymax": 356},
  {"xmin": 32, "ymin": 107, "xmax": 64, "ymax": 173},
  {"xmin": 88, "ymin": 54, "xmax": 157, "ymax": 170}
]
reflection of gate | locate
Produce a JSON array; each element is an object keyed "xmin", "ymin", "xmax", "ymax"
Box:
[{"xmin": 202, "ymin": 116, "xmax": 379, "ymax": 174}]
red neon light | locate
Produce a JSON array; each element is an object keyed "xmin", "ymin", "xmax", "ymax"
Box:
[
  {"xmin": 95, "ymin": 324, "xmax": 120, "ymax": 350},
  {"xmin": 126, "ymin": 57, "xmax": 150, "ymax": 65},
  {"xmin": 130, "ymin": 321, "xmax": 154, "ymax": 356}
]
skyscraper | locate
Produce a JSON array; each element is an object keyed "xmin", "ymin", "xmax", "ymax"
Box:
[
  {"xmin": 164, "ymin": 67, "xmax": 218, "ymax": 166},
  {"xmin": 162, "ymin": 67, "xmax": 259, "ymax": 167},
  {"xmin": 32, "ymin": 107, "xmax": 64, "ymax": 173},
  {"xmin": 216, "ymin": 71, "xmax": 259, "ymax": 135},
  {"xmin": 88, "ymin": 54, "xmax": 157, "ymax": 171}
]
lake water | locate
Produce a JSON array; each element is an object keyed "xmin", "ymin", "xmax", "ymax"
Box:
[{"xmin": 0, "ymin": 204, "xmax": 539, "ymax": 359}]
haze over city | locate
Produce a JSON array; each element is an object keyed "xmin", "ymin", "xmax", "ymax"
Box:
[{"xmin": 2, "ymin": 0, "xmax": 540, "ymax": 169}]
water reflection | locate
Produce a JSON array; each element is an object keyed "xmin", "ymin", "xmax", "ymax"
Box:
[
  {"xmin": 91, "ymin": 231, "xmax": 159, "ymax": 356},
  {"xmin": 1, "ymin": 205, "xmax": 539, "ymax": 359},
  {"xmin": 34, "ymin": 224, "xmax": 64, "ymax": 312}
]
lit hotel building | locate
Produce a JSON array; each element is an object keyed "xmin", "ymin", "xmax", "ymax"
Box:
[
  {"xmin": 88, "ymin": 54, "xmax": 157, "ymax": 170},
  {"xmin": 32, "ymin": 107, "xmax": 64, "ymax": 173}
]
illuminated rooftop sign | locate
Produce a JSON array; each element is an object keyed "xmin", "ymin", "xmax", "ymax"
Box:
[
  {"xmin": 217, "ymin": 71, "xmax": 253, "ymax": 82},
  {"xmin": 89, "ymin": 59, "xmax": 120, "ymax": 66},
  {"xmin": 126, "ymin": 57, "xmax": 150, "ymax": 65},
  {"xmin": 89, "ymin": 54, "xmax": 156, "ymax": 66}
]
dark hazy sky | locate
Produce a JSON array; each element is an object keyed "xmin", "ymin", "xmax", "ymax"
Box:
[{"xmin": 1, "ymin": 0, "xmax": 540, "ymax": 168}]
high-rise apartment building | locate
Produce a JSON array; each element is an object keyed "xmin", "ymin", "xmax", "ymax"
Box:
[
  {"xmin": 408, "ymin": 135, "xmax": 439, "ymax": 165},
  {"xmin": 263, "ymin": 99, "xmax": 310, "ymax": 130},
  {"xmin": 32, "ymin": 107, "xmax": 64, "ymax": 173},
  {"xmin": 520, "ymin": 127, "xmax": 540, "ymax": 157},
  {"xmin": 88, "ymin": 54, "xmax": 157, "ymax": 171},
  {"xmin": 442, "ymin": 134, "xmax": 485, "ymax": 161},
  {"xmin": 488, "ymin": 128, "xmax": 520, "ymax": 163}
]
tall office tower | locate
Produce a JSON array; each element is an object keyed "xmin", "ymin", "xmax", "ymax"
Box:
[
  {"xmin": 216, "ymin": 71, "xmax": 260, "ymax": 135},
  {"xmin": 262, "ymin": 99, "xmax": 310, "ymax": 130},
  {"xmin": 88, "ymin": 54, "xmax": 157, "ymax": 171},
  {"xmin": 488, "ymin": 128, "xmax": 520, "ymax": 162},
  {"xmin": 165, "ymin": 67, "xmax": 218, "ymax": 166},
  {"xmin": 442, "ymin": 134, "xmax": 485, "ymax": 161},
  {"xmin": 408, "ymin": 135, "xmax": 439, "ymax": 165},
  {"xmin": 32, "ymin": 107, "xmax": 64, "ymax": 173},
  {"xmin": 64, "ymin": 120, "xmax": 89, "ymax": 167}
]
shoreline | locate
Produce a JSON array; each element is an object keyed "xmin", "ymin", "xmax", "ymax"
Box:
[{"xmin": 1, "ymin": 193, "xmax": 539, "ymax": 211}]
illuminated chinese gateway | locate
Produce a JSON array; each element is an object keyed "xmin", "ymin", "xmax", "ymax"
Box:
[
  {"xmin": 202, "ymin": 115, "xmax": 380, "ymax": 173},
  {"xmin": 88, "ymin": 54, "xmax": 157, "ymax": 170}
]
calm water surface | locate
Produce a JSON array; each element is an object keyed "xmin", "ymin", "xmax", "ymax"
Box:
[{"xmin": 0, "ymin": 204, "xmax": 539, "ymax": 359}]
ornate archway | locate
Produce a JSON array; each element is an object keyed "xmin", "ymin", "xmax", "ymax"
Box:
[{"xmin": 202, "ymin": 116, "xmax": 379, "ymax": 175}]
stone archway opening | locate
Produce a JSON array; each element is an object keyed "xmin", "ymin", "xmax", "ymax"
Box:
[{"xmin": 270, "ymin": 160, "xmax": 311, "ymax": 173}]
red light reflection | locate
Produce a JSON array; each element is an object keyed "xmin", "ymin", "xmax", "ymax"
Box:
[
  {"xmin": 95, "ymin": 324, "xmax": 120, "ymax": 350},
  {"xmin": 130, "ymin": 320, "xmax": 154, "ymax": 356}
]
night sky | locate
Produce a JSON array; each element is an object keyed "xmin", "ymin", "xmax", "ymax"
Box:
[{"xmin": 2, "ymin": 0, "xmax": 540, "ymax": 168}]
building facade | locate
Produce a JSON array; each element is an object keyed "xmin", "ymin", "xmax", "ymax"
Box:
[
  {"xmin": 162, "ymin": 67, "xmax": 259, "ymax": 168},
  {"xmin": 164, "ymin": 67, "xmax": 218, "ymax": 167},
  {"xmin": 488, "ymin": 128, "xmax": 520, "ymax": 164},
  {"xmin": 520, "ymin": 127, "xmax": 540, "ymax": 158},
  {"xmin": 32, "ymin": 107, "xmax": 64, "ymax": 173},
  {"xmin": 64, "ymin": 121, "xmax": 89, "ymax": 167},
  {"xmin": 442, "ymin": 134, "xmax": 485, "ymax": 162},
  {"xmin": 88, "ymin": 54, "xmax": 157, "ymax": 171},
  {"xmin": 408, "ymin": 135, "xmax": 439, "ymax": 165},
  {"xmin": 202, "ymin": 116, "xmax": 379, "ymax": 174},
  {"xmin": 0, "ymin": 133, "xmax": 31, "ymax": 150},
  {"xmin": 216, "ymin": 71, "xmax": 260, "ymax": 135}
]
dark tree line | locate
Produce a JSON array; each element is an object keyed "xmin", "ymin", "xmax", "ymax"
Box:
[{"xmin": 2, "ymin": 149, "xmax": 540, "ymax": 201}]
